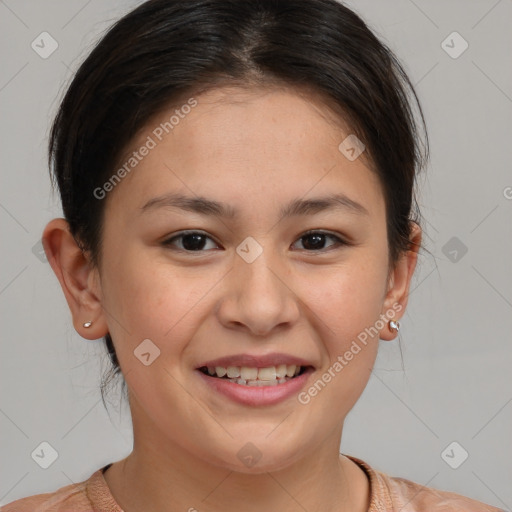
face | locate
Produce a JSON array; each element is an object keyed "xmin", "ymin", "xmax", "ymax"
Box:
[{"xmin": 47, "ymin": 85, "xmax": 417, "ymax": 473}]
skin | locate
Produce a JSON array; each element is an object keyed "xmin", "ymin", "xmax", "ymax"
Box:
[{"xmin": 43, "ymin": 85, "xmax": 421, "ymax": 512}]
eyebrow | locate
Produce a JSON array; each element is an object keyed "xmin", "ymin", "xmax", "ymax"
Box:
[{"xmin": 140, "ymin": 192, "xmax": 369, "ymax": 220}]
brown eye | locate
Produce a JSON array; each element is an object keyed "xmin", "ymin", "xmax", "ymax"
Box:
[
  {"xmin": 293, "ymin": 231, "xmax": 346, "ymax": 252},
  {"xmin": 162, "ymin": 231, "xmax": 219, "ymax": 252}
]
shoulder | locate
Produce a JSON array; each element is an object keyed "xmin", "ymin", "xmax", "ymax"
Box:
[
  {"xmin": 0, "ymin": 472, "xmax": 97, "ymax": 512},
  {"xmin": 383, "ymin": 474, "xmax": 505, "ymax": 511},
  {"xmin": 344, "ymin": 454, "xmax": 505, "ymax": 512}
]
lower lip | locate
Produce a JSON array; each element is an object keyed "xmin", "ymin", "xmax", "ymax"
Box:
[{"xmin": 195, "ymin": 368, "xmax": 314, "ymax": 406}]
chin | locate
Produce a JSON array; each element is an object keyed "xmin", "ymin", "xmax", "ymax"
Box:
[{"xmin": 204, "ymin": 440, "xmax": 304, "ymax": 474}]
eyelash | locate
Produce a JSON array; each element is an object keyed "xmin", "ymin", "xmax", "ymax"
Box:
[{"xmin": 161, "ymin": 229, "xmax": 349, "ymax": 254}]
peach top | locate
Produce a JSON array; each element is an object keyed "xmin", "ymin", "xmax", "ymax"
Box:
[{"xmin": 1, "ymin": 454, "xmax": 504, "ymax": 511}]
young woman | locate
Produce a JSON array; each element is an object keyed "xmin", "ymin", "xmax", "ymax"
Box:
[{"xmin": 2, "ymin": 1, "xmax": 504, "ymax": 511}]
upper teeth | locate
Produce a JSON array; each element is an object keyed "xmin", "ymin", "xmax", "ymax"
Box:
[{"xmin": 208, "ymin": 365, "xmax": 301, "ymax": 380}]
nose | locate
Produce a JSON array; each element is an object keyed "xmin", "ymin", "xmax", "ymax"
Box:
[{"xmin": 216, "ymin": 246, "xmax": 301, "ymax": 337}]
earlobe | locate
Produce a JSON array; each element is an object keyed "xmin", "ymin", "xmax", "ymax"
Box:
[
  {"xmin": 379, "ymin": 221, "xmax": 422, "ymax": 341},
  {"xmin": 42, "ymin": 218, "xmax": 109, "ymax": 340}
]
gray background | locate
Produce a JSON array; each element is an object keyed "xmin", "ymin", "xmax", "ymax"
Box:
[{"xmin": 1, "ymin": 0, "xmax": 511, "ymax": 508}]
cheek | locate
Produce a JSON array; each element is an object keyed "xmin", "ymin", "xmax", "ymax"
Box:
[
  {"xmin": 308, "ymin": 255, "xmax": 387, "ymax": 339},
  {"xmin": 100, "ymin": 247, "xmax": 223, "ymax": 366},
  {"xmin": 302, "ymin": 255, "xmax": 386, "ymax": 393},
  {"xmin": 99, "ymin": 249, "xmax": 178, "ymax": 349}
]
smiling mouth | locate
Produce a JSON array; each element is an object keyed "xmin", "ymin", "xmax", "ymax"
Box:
[{"xmin": 197, "ymin": 364, "xmax": 310, "ymax": 386}]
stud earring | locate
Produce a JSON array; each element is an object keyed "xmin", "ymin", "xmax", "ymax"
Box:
[
  {"xmin": 388, "ymin": 320, "xmax": 400, "ymax": 333},
  {"xmin": 83, "ymin": 321, "xmax": 93, "ymax": 328}
]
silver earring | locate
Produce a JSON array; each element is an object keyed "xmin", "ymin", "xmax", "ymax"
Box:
[
  {"xmin": 83, "ymin": 321, "xmax": 93, "ymax": 328},
  {"xmin": 389, "ymin": 320, "xmax": 400, "ymax": 333}
]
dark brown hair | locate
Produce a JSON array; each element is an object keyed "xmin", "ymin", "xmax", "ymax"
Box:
[{"xmin": 48, "ymin": 0, "xmax": 429, "ymax": 410}]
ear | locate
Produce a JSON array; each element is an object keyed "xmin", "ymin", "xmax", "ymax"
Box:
[
  {"xmin": 42, "ymin": 218, "xmax": 109, "ymax": 340},
  {"xmin": 379, "ymin": 221, "xmax": 422, "ymax": 341}
]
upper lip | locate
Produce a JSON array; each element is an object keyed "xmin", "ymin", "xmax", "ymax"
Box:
[{"xmin": 196, "ymin": 353, "xmax": 315, "ymax": 369}]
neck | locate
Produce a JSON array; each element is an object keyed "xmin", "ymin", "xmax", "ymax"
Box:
[
  {"xmin": 103, "ymin": 431, "xmax": 370, "ymax": 512},
  {"xmin": 102, "ymin": 390, "xmax": 369, "ymax": 512}
]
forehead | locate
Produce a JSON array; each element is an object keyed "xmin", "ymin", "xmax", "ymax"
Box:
[
  {"xmin": 167, "ymin": 85, "xmax": 355, "ymax": 161},
  {"xmin": 105, "ymin": 85, "xmax": 384, "ymax": 221}
]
